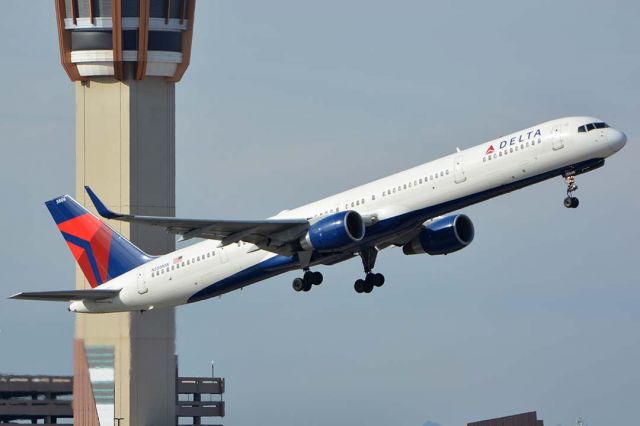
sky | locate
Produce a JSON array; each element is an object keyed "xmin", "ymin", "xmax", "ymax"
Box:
[{"xmin": 1, "ymin": 1, "xmax": 639, "ymax": 425}]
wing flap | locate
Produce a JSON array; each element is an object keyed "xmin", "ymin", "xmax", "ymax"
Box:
[{"xmin": 9, "ymin": 289, "xmax": 120, "ymax": 302}]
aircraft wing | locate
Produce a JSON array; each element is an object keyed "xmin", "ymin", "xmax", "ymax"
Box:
[
  {"xmin": 9, "ymin": 289, "xmax": 121, "ymax": 302},
  {"xmin": 85, "ymin": 186, "xmax": 309, "ymax": 256}
]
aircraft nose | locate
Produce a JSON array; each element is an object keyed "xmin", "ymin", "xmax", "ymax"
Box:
[{"xmin": 608, "ymin": 128, "xmax": 627, "ymax": 152}]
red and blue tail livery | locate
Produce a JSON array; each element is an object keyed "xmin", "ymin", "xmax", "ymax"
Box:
[{"xmin": 45, "ymin": 195, "xmax": 152, "ymax": 287}]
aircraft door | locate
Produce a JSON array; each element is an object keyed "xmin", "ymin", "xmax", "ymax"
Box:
[
  {"xmin": 137, "ymin": 270, "xmax": 148, "ymax": 295},
  {"xmin": 551, "ymin": 124, "xmax": 564, "ymax": 150},
  {"xmin": 453, "ymin": 153, "xmax": 466, "ymax": 183}
]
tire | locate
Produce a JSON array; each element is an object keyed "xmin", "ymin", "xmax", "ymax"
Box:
[
  {"xmin": 564, "ymin": 197, "xmax": 573, "ymax": 208},
  {"xmin": 302, "ymin": 280, "xmax": 312, "ymax": 292},
  {"xmin": 292, "ymin": 278, "xmax": 304, "ymax": 292},
  {"xmin": 354, "ymin": 279, "xmax": 365, "ymax": 293},
  {"xmin": 363, "ymin": 281, "xmax": 374, "ymax": 293},
  {"xmin": 373, "ymin": 273, "xmax": 385, "ymax": 287},
  {"xmin": 312, "ymin": 271, "xmax": 323, "ymax": 285},
  {"xmin": 571, "ymin": 197, "xmax": 579, "ymax": 208}
]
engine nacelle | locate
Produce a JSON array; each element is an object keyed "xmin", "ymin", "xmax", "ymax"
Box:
[
  {"xmin": 403, "ymin": 214, "xmax": 475, "ymax": 256},
  {"xmin": 300, "ymin": 210, "xmax": 365, "ymax": 251}
]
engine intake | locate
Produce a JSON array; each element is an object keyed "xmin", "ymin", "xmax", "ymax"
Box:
[
  {"xmin": 301, "ymin": 210, "xmax": 365, "ymax": 251},
  {"xmin": 403, "ymin": 214, "xmax": 475, "ymax": 255}
]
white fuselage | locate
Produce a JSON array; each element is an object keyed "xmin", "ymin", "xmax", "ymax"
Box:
[{"xmin": 71, "ymin": 116, "xmax": 626, "ymax": 313}]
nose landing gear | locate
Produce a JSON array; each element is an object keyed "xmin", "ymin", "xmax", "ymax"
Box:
[{"xmin": 563, "ymin": 175, "xmax": 580, "ymax": 208}]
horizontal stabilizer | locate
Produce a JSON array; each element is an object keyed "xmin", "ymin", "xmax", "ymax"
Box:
[{"xmin": 9, "ymin": 289, "xmax": 120, "ymax": 302}]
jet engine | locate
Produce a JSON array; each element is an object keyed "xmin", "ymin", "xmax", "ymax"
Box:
[
  {"xmin": 300, "ymin": 210, "xmax": 365, "ymax": 251},
  {"xmin": 402, "ymin": 214, "xmax": 475, "ymax": 255}
]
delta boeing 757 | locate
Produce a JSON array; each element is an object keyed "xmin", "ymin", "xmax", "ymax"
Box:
[{"xmin": 11, "ymin": 117, "xmax": 626, "ymax": 313}]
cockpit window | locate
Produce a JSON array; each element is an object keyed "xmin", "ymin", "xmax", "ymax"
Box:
[{"xmin": 578, "ymin": 122, "xmax": 609, "ymax": 133}]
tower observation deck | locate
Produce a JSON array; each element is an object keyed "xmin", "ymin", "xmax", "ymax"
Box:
[
  {"xmin": 55, "ymin": 0, "xmax": 195, "ymax": 81},
  {"xmin": 53, "ymin": 1, "xmax": 198, "ymax": 425}
]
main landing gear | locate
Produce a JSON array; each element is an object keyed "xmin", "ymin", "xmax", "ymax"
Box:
[
  {"xmin": 563, "ymin": 174, "xmax": 580, "ymax": 209},
  {"xmin": 354, "ymin": 247, "xmax": 385, "ymax": 294},
  {"xmin": 292, "ymin": 270, "xmax": 323, "ymax": 292}
]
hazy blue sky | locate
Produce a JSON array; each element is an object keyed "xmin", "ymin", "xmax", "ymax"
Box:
[{"xmin": 1, "ymin": 1, "xmax": 639, "ymax": 425}]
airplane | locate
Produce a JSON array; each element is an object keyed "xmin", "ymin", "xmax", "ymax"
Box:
[{"xmin": 10, "ymin": 116, "xmax": 626, "ymax": 313}]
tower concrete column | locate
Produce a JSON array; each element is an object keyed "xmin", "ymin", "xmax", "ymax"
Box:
[{"xmin": 74, "ymin": 76, "xmax": 176, "ymax": 426}]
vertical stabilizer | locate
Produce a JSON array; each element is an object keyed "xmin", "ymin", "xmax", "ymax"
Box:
[{"xmin": 45, "ymin": 195, "xmax": 152, "ymax": 287}]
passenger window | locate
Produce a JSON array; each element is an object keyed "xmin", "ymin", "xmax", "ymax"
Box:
[
  {"xmin": 403, "ymin": 184, "xmax": 407, "ymax": 190},
  {"xmin": 356, "ymin": 200, "xmax": 359, "ymax": 206},
  {"xmin": 445, "ymin": 170, "xmax": 449, "ymax": 175},
  {"xmin": 509, "ymin": 147, "xmax": 513, "ymax": 153},
  {"xmin": 419, "ymin": 178, "xmax": 423, "ymax": 184},
  {"xmin": 499, "ymin": 151, "xmax": 503, "ymax": 157},
  {"xmin": 181, "ymin": 262, "xmax": 185, "ymax": 267},
  {"xmin": 392, "ymin": 188, "xmax": 396, "ymax": 193},
  {"xmin": 483, "ymin": 157, "xmax": 487, "ymax": 162},
  {"xmin": 152, "ymin": 272, "xmax": 155, "ymax": 277},
  {"xmin": 372, "ymin": 195, "xmax": 375, "ymax": 201},
  {"xmin": 187, "ymin": 260, "xmax": 190, "ymax": 265}
]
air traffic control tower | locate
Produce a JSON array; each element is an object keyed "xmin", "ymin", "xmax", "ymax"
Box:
[{"xmin": 54, "ymin": 1, "xmax": 196, "ymax": 425}]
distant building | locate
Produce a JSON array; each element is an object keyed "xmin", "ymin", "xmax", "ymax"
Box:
[
  {"xmin": 0, "ymin": 374, "xmax": 224, "ymax": 425},
  {"xmin": 467, "ymin": 411, "xmax": 544, "ymax": 426}
]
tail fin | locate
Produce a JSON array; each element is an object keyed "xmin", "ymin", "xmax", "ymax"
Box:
[{"xmin": 45, "ymin": 195, "xmax": 152, "ymax": 287}]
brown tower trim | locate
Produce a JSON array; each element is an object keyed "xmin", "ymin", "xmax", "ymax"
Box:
[
  {"xmin": 88, "ymin": 0, "xmax": 94, "ymax": 23},
  {"xmin": 71, "ymin": 0, "xmax": 79, "ymax": 25},
  {"xmin": 168, "ymin": 0, "xmax": 196, "ymax": 82},
  {"xmin": 136, "ymin": 0, "xmax": 150, "ymax": 80},
  {"xmin": 55, "ymin": 0, "xmax": 83, "ymax": 81},
  {"xmin": 112, "ymin": 0, "xmax": 123, "ymax": 80},
  {"xmin": 73, "ymin": 340, "xmax": 100, "ymax": 426}
]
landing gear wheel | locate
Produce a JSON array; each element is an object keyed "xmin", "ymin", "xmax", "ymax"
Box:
[
  {"xmin": 354, "ymin": 279, "xmax": 366, "ymax": 293},
  {"xmin": 311, "ymin": 271, "xmax": 323, "ymax": 285},
  {"xmin": 372, "ymin": 273, "xmax": 385, "ymax": 287},
  {"xmin": 363, "ymin": 281, "xmax": 374, "ymax": 293},
  {"xmin": 564, "ymin": 197, "xmax": 573, "ymax": 208},
  {"xmin": 302, "ymin": 280, "xmax": 312, "ymax": 292},
  {"xmin": 292, "ymin": 278, "xmax": 304, "ymax": 292},
  {"xmin": 564, "ymin": 196, "xmax": 579, "ymax": 209}
]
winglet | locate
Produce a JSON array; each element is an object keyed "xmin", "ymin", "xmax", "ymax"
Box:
[{"xmin": 85, "ymin": 186, "xmax": 122, "ymax": 219}]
